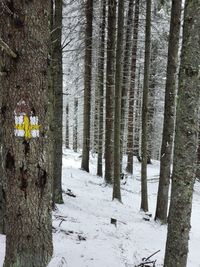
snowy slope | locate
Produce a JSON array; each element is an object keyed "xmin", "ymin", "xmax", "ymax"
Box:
[{"xmin": 1, "ymin": 149, "xmax": 200, "ymax": 267}]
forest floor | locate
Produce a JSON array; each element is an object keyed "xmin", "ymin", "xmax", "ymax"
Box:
[{"xmin": 1, "ymin": 149, "xmax": 200, "ymax": 266}]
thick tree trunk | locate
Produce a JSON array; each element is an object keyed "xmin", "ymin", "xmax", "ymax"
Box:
[
  {"xmin": 52, "ymin": 0, "xmax": 64, "ymax": 204},
  {"xmin": 81, "ymin": 0, "xmax": 93, "ymax": 172},
  {"xmin": 140, "ymin": 0, "xmax": 152, "ymax": 212},
  {"xmin": 120, "ymin": 0, "xmax": 135, "ymax": 169},
  {"xmin": 104, "ymin": 0, "xmax": 117, "ymax": 184},
  {"xmin": 97, "ymin": 0, "xmax": 106, "ymax": 177},
  {"xmin": 65, "ymin": 104, "xmax": 69, "ymax": 149},
  {"xmin": 126, "ymin": 0, "xmax": 140, "ymax": 174},
  {"xmin": 155, "ymin": 0, "xmax": 182, "ymax": 224},
  {"xmin": 164, "ymin": 1, "xmax": 200, "ymax": 266},
  {"xmin": 0, "ymin": 1, "xmax": 53, "ymax": 266},
  {"xmin": 73, "ymin": 98, "xmax": 78, "ymax": 153},
  {"xmin": 113, "ymin": 0, "xmax": 124, "ymax": 201}
]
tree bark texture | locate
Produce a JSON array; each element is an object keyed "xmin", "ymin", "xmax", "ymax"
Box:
[
  {"xmin": 113, "ymin": 0, "xmax": 124, "ymax": 202},
  {"xmin": 65, "ymin": 104, "xmax": 69, "ymax": 149},
  {"xmin": 0, "ymin": 1, "xmax": 53, "ymax": 266},
  {"xmin": 73, "ymin": 98, "xmax": 78, "ymax": 153},
  {"xmin": 120, "ymin": 0, "xmax": 135, "ymax": 167},
  {"xmin": 97, "ymin": 0, "xmax": 106, "ymax": 177},
  {"xmin": 104, "ymin": 0, "xmax": 117, "ymax": 184},
  {"xmin": 164, "ymin": 1, "xmax": 200, "ymax": 266},
  {"xmin": 155, "ymin": 0, "xmax": 182, "ymax": 224},
  {"xmin": 141, "ymin": 0, "xmax": 152, "ymax": 212},
  {"xmin": 81, "ymin": 0, "xmax": 93, "ymax": 172},
  {"xmin": 0, "ymin": 93, "xmax": 6, "ymax": 234},
  {"xmin": 126, "ymin": 0, "xmax": 140, "ymax": 174},
  {"xmin": 52, "ymin": 0, "xmax": 64, "ymax": 204}
]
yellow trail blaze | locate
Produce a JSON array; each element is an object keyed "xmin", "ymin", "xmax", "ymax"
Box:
[{"xmin": 15, "ymin": 115, "xmax": 40, "ymax": 139}]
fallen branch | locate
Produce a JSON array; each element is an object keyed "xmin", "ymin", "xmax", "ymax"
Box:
[{"xmin": 0, "ymin": 37, "xmax": 17, "ymax": 58}]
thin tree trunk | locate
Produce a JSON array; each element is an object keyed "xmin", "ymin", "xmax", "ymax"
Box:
[
  {"xmin": 104, "ymin": 0, "xmax": 117, "ymax": 184},
  {"xmin": 73, "ymin": 98, "xmax": 78, "ymax": 153},
  {"xmin": 126, "ymin": 0, "xmax": 140, "ymax": 174},
  {"xmin": 113, "ymin": 0, "xmax": 124, "ymax": 201},
  {"xmin": 147, "ymin": 39, "xmax": 158, "ymax": 162},
  {"xmin": 120, "ymin": 0, "xmax": 135, "ymax": 169},
  {"xmin": 196, "ymin": 128, "xmax": 200, "ymax": 180},
  {"xmin": 65, "ymin": 104, "xmax": 69, "ymax": 149},
  {"xmin": 81, "ymin": 0, "xmax": 93, "ymax": 172},
  {"xmin": 140, "ymin": 0, "xmax": 152, "ymax": 212},
  {"xmin": 164, "ymin": 1, "xmax": 200, "ymax": 266},
  {"xmin": 155, "ymin": 0, "xmax": 182, "ymax": 224},
  {"xmin": 0, "ymin": 1, "xmax": 53, "ymax": 266},
  {"xmin": 97, "ymin": 0, "xmax": 106, "ymax": 177},
  {"xmin": 133, "ymin": 64, "xmax": 142, "ymax": 160},
  {"xmin": 52, "ymin": 0, "xmax": 64, "ymax": 204},
  {"xmin": 0, "ymin": 95, "xmax": 6, "ymax": 234}
]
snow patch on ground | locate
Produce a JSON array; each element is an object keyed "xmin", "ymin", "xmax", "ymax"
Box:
[{"xmin": 1, "ymin": 149, "xmax": 200, "ymax": 266}]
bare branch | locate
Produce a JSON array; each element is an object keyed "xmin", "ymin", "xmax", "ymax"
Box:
[{"xmin": 0, "ymin": 37, "xmax": 17, "ymax": 58}]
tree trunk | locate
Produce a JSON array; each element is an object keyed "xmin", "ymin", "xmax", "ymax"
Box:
[
  {"xmin": 113, "ymin": 0, "xmax": 124, "ymax": 201},
  {"xmin": 81, "ymin": 0, "xmax": 93, "ymax": 172},
  {"xmin": 73, "ymin": 98, "xmax": 78, "ymax": 153},
  {"xmin": 140, "ymin": 0, "xmax": 152, "ymax": 212},
  {"xmin": 133, "ymin": 64, "xmax": 142, "ymax": 160},
  {"xmin": 65, "ymin": 104, "xmax": 69, "ymax": 149},
  {"xmin": 120, "ymin": 0, "xmax": 135, "ymax": 170},
  {"xmin": 164, "ymin": 1, "xmax": 200, "ymax": 266},
  {"xmin": 155, "ymin": 0, "xmax": 182, "ymax": 224},
  {"xmin": 126, "ymin": 0, "xmax": 140, "ymax": 174},
  {"xmin": 0, "ymin": 1, "xmax": 53, "ymax": 266},
  {"xmin": 196, "ymin": 129, "xmax": 200, "ymax": 180},
  {"xmin": 97, "ymin": 0, "xmax": 106, "ymax": 177},
  {"xmin": 104, "ymin": 0, "xmax": 117, "ymax": 184},
  {"xmin": 52, "ymin": 0, "xmax": 64, "ymax": 204},
  {"xmin": 0, "ymin": 95, "xmax": 6, "ymax": 234},
  {"xmin": 147, "ymin": 39, "xmax": 158, "ymax": 162}
]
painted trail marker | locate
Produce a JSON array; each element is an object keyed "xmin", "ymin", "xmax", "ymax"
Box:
[{"xmin": 14, "ymin": 100, "xmax": 40, "ymax": 139}]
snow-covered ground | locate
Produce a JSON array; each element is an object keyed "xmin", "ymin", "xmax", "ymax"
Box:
[{"xmin": 1, "ymin": 149, "xmax": 200, "ymax": 266}]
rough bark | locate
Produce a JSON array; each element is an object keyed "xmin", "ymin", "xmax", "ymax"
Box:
[
  {"xmin": 52, "ymin": 0, "xmax": 64, "ymax": 204},
  {"xmin": 0, "ymin": 89, "xmax": 6, "ymax": 234},
  {"xmin": 155, "ymin": 0, "xmax": 182, "ymax": 224},
  {"xmin": 73, "ymin": 98, "xmax": 78, "ymax": 153},
  {"xmin": 164, "ymin": 1, "xmax": 200, "ymax": 266},
  {"xmin": 113, "ymin": 0, "xmax": 124, "ymax": 201},
  {"xmin": 133, "ymin": 64, "xmax": 142, "ymax": 160},
  {"xmin": 0, "ymin": 1, "xmax": 53, "ymax": 266},
  {"xmin": 97, "ymin": 0, "xmax": 106, "ymax": 177},
  {"xmin": 147, "ymin": 39, "xmax": 158, "ymax": 162},
  {"xmin": 120, "ymin": 0, "xmax": 135, "ymax": 167},
  {"xmin": 81, "ymin": 0, "xmax": 93, "ymax": 172},
  {"xmin": 65, "ymin": 104, "xmax": 69, "ymax": 149},
  {"xmin": 126, "ymin": 0, "xmax": 140, "ymax": 174},
  {"xmin": 196, "ymin": 129, "xmax": 200, "ymax": 180},
  {"xmin": 140, "ymin": 0, "xmax": 152, "ymax": 212},
  {"xmin": 104, "ymin": 0, "xmax": 117, "ymax": 184}
]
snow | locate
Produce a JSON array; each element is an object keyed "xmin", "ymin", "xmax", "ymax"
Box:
[{"xmin": 1, "ymin": 149, "xmax": 200, "ymax": 266}]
